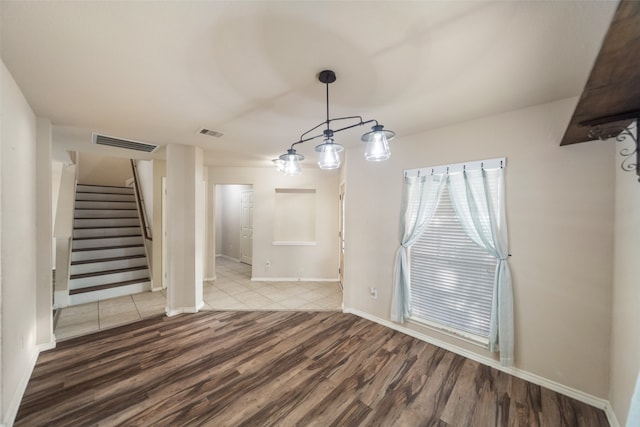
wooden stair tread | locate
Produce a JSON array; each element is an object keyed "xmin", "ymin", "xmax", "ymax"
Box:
[
  {"xmin": 74, "ymin": 217, "xmax": 141, "ymax": 220},
  {"xmin": 69, "ymin": 278, "xmax": 151, "ymax": 295},
  {"xmin": 72, "ymin": 244, "xmax": 144, "ymax": 252},
  {"xmin": 75, "ymin": 208, "xmax": 138, "ymax": 211},
  {"xmin": 73, "ymin": 234, "xmax": 142, "ymax": 241},
  {"xmin": 70, "ymin": 265, "xmax": 148, "ymax": 279},
  {"xmin": 74, "ymin": 226, "xmax": 141, "ymax": 230},
  {"xmin": 71, "ymin": 254, "xmax": 147, "ymax": 265}
]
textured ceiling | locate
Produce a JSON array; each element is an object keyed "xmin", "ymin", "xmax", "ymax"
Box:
[{"xmin": 0, "ymin": 1, "xmax": 618, "ymax": 167}]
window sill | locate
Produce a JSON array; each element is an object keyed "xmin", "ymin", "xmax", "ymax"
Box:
[{"xmin": 407, "ymin": 317, "xmax": 489, "ymax": 349}]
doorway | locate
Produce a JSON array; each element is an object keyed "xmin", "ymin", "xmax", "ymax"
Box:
[
  {"xmin": 216, "ymin": 184, "xmax": 253, "ymax": 266},
  {"xmin": 240, "ymin": 190, "xmax": 253, "ymax": 265},
  {"xmin": 339, "ymin": 182, "xmax": 346, "ymax": 286}
]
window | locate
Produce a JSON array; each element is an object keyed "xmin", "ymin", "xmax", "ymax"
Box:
[{"xmin": 409, "ymin": 166, "xmax": 502, "ymax": 343}]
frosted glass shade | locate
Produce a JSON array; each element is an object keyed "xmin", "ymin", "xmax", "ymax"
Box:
[
  {"xmin": 315, "ymin": 138, "xmax": 344, "ymax": 170},
  {"xmin": 279, "ymin": 149, "xmax": 304, "ymax": 176},
  {"xmin": 362, "ymin": 125, "xmax": 394, "ymax": 162}
]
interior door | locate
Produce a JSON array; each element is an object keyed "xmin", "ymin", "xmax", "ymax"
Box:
[{"xmin": 240, "ymin": 190, "xmax": 253, "ymax": 265}]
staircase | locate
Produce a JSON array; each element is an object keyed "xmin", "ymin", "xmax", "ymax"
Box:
[{"xmin": 69, "ymin": 184, "xmax": 151, "ymax": 305}]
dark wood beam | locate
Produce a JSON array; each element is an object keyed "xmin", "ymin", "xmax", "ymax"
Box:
[{"xmin": 560, "ymin": 0, "xmax": 640, "ymax": 146}]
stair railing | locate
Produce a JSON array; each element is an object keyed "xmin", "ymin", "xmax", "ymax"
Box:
[{"xmin": 130, "ymin": 159, "xmax": 152, "ymax": 241}]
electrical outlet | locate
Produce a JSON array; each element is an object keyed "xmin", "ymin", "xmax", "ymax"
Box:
[
  {"xmin": 370, "ymin": 287, "xmax": 378, "ymax": 299},
  {"xmin": 265, "ymin": 259, "xmax": 271, "ymax": 268}
]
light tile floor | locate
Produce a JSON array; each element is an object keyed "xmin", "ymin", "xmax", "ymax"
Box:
[{"xmin": 55, "ymin": 257, "xmax": 343, "ymax": 340}]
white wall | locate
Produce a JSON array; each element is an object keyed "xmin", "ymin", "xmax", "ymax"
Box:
[
  {"xmin": 215, "ymin": 188, "xmax": 222, "ymax": 256},
  {"xmin": 136, "ymin": 159, "xmax": 154, "ymax": 237},
  {"xmin": 35, "ymin": 118, "xmax": 54, "ymax": 347},
  {"xmin": 51, "ymin": 160, "xmax": 64, "ymax": 268},
  {"xmin": 77, "ymin": 152, "xmax": 132, "ymax": 186},
  {"xmin": 609, "ymin": 124, "xmax": 640, "ymax": 426},
  {"xmin": 344, "ymin": 97, "xmax": 614, "ymax": 399},
  {"xmin": 217, "ymin": 184, "xmax": 252, "ymax": 261},
  {"xmin": 151, "ymin": 160, "xmax": 166, "ymax": 291},
  {"xmin": 1, "ymin": 60, "xmax": 39, "ymax": 426},
  {"xmin": 207, "ymin": 166, "xmax": 340, "ymax": 281}
]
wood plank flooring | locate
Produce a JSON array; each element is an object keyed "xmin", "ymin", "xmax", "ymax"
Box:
[{"xmin": 16, "ymin": 311, "xmax": 608, "ymax": 426}]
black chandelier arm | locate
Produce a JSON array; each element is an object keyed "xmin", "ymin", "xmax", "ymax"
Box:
[
  {"xmin": 290, "ymin": 133, "xmax": 326, "ymax": 150},
  {"xmin": 289, "ymin": 117, "xmax": 380, "ymax": 150},
  {"xmin": 332, "ymin": 118, "xmax": 378, "ymax": 134}
]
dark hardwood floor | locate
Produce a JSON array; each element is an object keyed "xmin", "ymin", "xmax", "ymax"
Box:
[{"xmin": 16, "ymin": 311, "xmax": 608, "ymax": 426}]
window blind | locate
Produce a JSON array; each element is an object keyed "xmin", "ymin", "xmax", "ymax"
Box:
[{"xmin": 409, "ymin": 179, "xmax": 498, "ymax": 339}]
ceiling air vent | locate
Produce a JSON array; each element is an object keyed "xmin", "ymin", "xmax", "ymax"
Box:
[
  {"xmin": 198, "ymin": 128, "xmax": 224, "ymax": 138},
  {"xmin": 92, "ymin": 133, "xmax": 158, "ymax": 153}
]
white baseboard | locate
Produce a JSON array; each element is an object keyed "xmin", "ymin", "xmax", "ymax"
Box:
[
  {"xmin": 252, "ymin": 277, "xmax": 340, "ymax": 282},
  {"xmin": 204, "ymin": 276, "xmax": 216, "ymax": 281},
  {"xmin": 165, "ymin": 301, "xmax": 204, "ymax": 317},
  {"xmin": 4, "ymin": 348, "xmax": 39, "ymax": 427},
  {"xmin": 344, "ymin": 307, "xmax": 610, "ymax": 411},
  {"xmin": 604, "ymin": 401, "xmax": 621, "ymax": 427},
  {"xmin": 53, "ymin": 290, "xmax": 69, "ymax": 308},
  {"xmin": 218, "ymin": 254, "xmax": 240, "ymax": 263},
  {"xmin": 37, "ymin": 339, "xmax": 57, "ymax": 352}
]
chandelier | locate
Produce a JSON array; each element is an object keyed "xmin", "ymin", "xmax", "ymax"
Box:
[{"xmin": 274, "ymin": 70, "xmax": 395, "ymax": 175}]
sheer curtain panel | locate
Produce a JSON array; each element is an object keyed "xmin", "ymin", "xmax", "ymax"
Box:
[
  {"xmin": 447, "ymin": 167, "xmax": 514, "ymax": 366},
  {"xmin": 391, "ymin": 174, "xmax": 445, "ymax": 323}
]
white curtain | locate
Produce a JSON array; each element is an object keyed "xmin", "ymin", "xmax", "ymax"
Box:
[
  {"xmin": 391, "ymin": 174, "xmax": 445, "ymax": 323},
  {"xmin": 447, "ymin": 167, "xmax": 514, "ymax": 366}
]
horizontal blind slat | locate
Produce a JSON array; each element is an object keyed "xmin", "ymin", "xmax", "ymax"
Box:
[{"xmin": 409, "ymin": 179, "xmax": 500, "ymax": 339}]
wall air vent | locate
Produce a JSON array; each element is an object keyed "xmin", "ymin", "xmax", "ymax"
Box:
[
  {"xmin": 92, "ymin": 133, "xmax": 159, "ymax": 153},
  {"xmin": 198, "ymin": 128, "xmax": 224, "ymax": 138}
]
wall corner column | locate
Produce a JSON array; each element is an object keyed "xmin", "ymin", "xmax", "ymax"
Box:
[
  {"xmin": 165, "ymin": 144, "xmax": 204, "ymax": 315},
  {"xmin": 35, "ymin": 117, "xmax": 55, "ymax": 347}
]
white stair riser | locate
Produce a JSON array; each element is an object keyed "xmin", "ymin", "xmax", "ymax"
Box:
[
  {"xmin": 73, "ymin": 235, "xmax": 143, "ymax": 249},
  {"xmin": 69, "ymin": 281, "xmax": 151, "ymax": 306},
  {"xmin": 75, "ymin": 200, "xmax": 138, "ymax": 210},
  {"xmin": 75, "ymin": 209, "xmax": 138, "ymax": 218},
  {"xmin": 70, "ymin": 269, "xmax": 150, "ymax": 289},
  {"xmin": 73, "ymin": 227, "xmax": 142, "ymax": 239},
  {"xmin": 74, "ymin": 218, "xmax": 141, "ymax": 228},
  {"xmin": 76, "ymin": 193, "xmax": 135, "ymax": 202},
  {"xmin": 76, "ymin": 185, "xmax": 134, "ymax": 195},
  {"xmin": 70, "ymin": 257, "xmax": 148, "ymax": 276},
  {"xmin": 71, "ymin": 246, "xmax": 145, "ymax": 261}
]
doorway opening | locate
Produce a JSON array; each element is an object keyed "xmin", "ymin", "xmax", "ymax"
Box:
[{"xmin": 215, "ymin": 184, "xmax": 254, "ymax": 267}]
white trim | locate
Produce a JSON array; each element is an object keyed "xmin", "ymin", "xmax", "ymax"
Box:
[
  {"xmin": 271, "ymin": 241, "xmax": 317, "ymax": 246},
  {"xmin": 165, "ymin": 302, "xmax": 204, "ymax": 317},
  {"xmin": 605, "ymin": 401, "xmax": 621, "ymax": 427},
  {"xmin": 407, "ymin": 317, "xmax": 489, "ymax": 348},
  {"xmin": 53, "ymin": 289, "xmax": 69, "ymax": 308},
  {"xmin": 405, "ymin": 157, "xmax": 505, "ymax": 177},
  {"xmin": 218, "ymin": 254, "xmax": 240, "ymax": 263},
  {"xmin": 4, "ymin": 348, "xmax": 39, "ymax": 427},
  {"xmin": 204, "ymin": 276, "xmax": 216, "ymax": 281},
  {"xmin": 344, "ymin": 307, "xmax": 609, "ymax": 410},
  {"xmin": 252, "ymin": 276, "xmax": 340, "ymax": 282},
  {"xmin": 37, "ymin": 339, "xmax": 57, "ymax": 352}
]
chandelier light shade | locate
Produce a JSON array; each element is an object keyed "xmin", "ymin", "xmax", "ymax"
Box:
[
  {"xmin": 279, "ymin": 148, "xmax": 304, "ymax": 176},
  {"xmin": 315, "ymin": 138, "xmax": 344, "ymax": 169},
  {"xmin": 362, "ymin": 125, "xmax": 394, "ymax": 161},
  {"xmin": 275, "ymin": 69, "xmax": 395, "ymax": 174}
]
